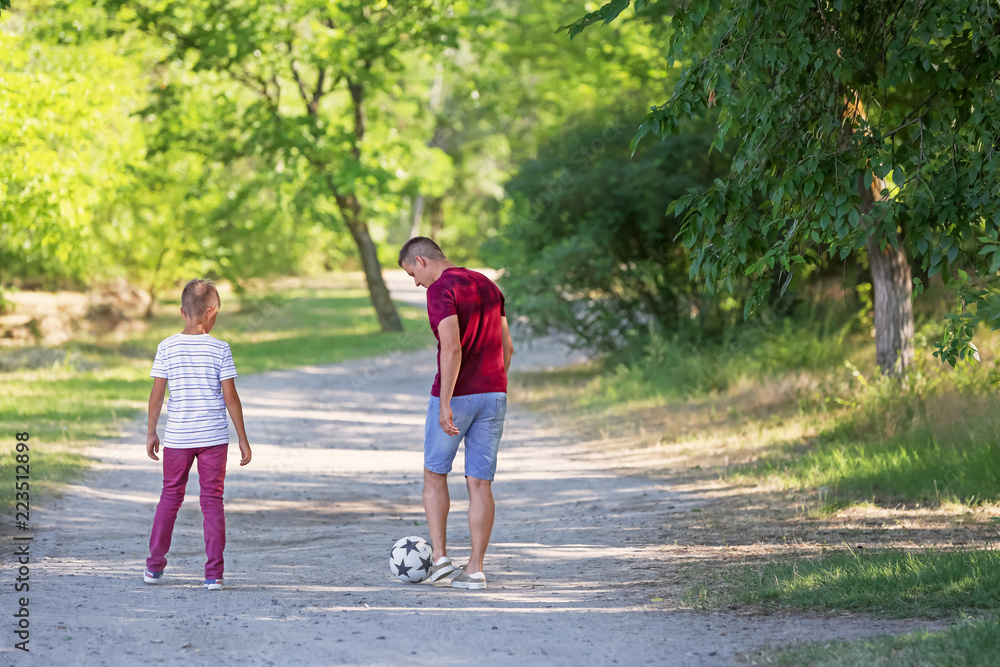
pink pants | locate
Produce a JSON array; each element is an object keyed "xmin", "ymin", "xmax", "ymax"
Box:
[{"xmin": 147, "ymin": 444, "xmax": 228, "ymax": 579}]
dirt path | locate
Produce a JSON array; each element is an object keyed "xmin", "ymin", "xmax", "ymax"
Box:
[{"xmin": 1, "ymin": 280, "xmax": 941, "ymax": 666}]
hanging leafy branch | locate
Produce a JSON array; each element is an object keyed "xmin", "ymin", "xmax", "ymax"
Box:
[{"xmin": 565, "ymin": 0, "xmax": 1000, "ymax": 369}]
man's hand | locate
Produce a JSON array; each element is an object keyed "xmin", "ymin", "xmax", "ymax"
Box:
[
  {"xmin": 146, "ymin": 434, "xmax": 160, "ymax": 461},
  {"xmin": 238, "ymin": 438, "xmax": 252, "ymax": 466},
  {"xmin": 439, "ymin": 403, "xmax": 460, "ymax": 436}
]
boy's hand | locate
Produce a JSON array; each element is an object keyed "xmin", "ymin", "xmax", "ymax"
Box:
[
  {"xmin": 146, "ymin": 434, "xmax": 160, "ymax": 461},
  {"xmin": 238, "ymin": 439, "xmax": 252, "ymax": 466}
]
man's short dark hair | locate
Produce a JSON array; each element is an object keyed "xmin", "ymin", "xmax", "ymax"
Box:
[
  {"xmin": 398, "ymin": 237, "xmax": 446, "ymax": 267},
  {"xmin": 181, "ymin": 279, "xmax": 220, "ymax": 317}
]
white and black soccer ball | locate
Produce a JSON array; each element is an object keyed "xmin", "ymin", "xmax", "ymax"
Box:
[{"xmin": 389, "ymin": 535, "xmax": 433, "ymax": 583}]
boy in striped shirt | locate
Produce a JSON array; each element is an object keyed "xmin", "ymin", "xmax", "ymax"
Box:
[{"xmin": 143, "ymin": 279, "xmax": 252, "ymax": 590}]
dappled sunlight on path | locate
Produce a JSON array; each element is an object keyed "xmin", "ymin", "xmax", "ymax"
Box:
[{"xmin": 2, "ymin": 336, "xmax": 945, "ymax": 666}]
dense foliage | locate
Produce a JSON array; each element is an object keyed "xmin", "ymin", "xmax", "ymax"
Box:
[
  {"xmin": 0, "ymin": 2, "xmax": 341, "ymax": 304},
  {"xmin": 491, "ymin": 119, "xmax": 729, "ymax": 353},
  {"xmin": 566, "ymin": 0, "xmax": 1000, "ymax": 369},
  {"xmin": 1, "ymin": 0, "xmax": 684, "ymax": 320}
]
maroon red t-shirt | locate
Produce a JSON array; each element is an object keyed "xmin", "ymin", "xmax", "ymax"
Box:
[{"xmin": 426, "ymin": 267, "xmax": 507, "ymax": 398}]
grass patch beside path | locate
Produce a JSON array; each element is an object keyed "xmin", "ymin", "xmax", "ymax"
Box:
[
  {"xmin": 729, "ymin": 435, "xmax": 1000, "ymax": 509},
  {"xmin": 717, "ymin": 548, "xmax": 1000, "ymax": 618},
  {"xmin": 0, "ymin": 448, "xmax": 92, "ymax": 519},
  {"xmin": 763, "ymin": 615, "xmax": 1000, "ymax": 666},
  {"xmin": 508, "ymin": 322, "xmax": 1000, "ymax": 664},
  {"xmin": 0, "ymin": 283, "xmax": 434, "ymax": 512}
]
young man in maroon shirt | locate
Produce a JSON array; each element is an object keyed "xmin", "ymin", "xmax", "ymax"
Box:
[{"xmin": 399, "ymin": 237, "xmax": 514, "ymax": 590}]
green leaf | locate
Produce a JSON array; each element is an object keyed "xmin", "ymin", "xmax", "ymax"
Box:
[
  {"xmin": 630, "ymin": 118, "xmax": 654, "ymax": 156},
  {"xmin": 892, "ymin": 165, "xmax": 904, "ymax": 187},
  {"xmin": 691, "ymin": 0, "xmax": 710, "ymax": 28},
  {"xmin": 712, "ymin": 130, "xmax": 725, "ymax": 153},
  {"xmin": 558, "ymin": 0, "xmax": 633, "ymax": 38}
]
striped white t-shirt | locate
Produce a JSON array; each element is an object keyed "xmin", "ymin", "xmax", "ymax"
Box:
[{"xmin": 150, "ymin": 333, "xmax": 238, "ymax": 449}]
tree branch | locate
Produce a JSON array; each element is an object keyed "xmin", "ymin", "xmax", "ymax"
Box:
[
  {"xmin": 345, "ymin": 60, "xmax": 371, "ymax": 161},
  {"xmin": 310, "ymin": 68, "xmax": 327, "ymax": 113},
  {"xmin": 288, "ymin": 37, "xmax": 329, "ymax": 116},
  {"xmin": 288, "ymin": 40, "xmax": 312, "ymax": 111},
  {"xmin": 229, "ymin": 64, "xmax": 278, "ymax": 115},
  {"xmin": 271, "ymin": 74, "xmax": 282, "ymax": 107}
]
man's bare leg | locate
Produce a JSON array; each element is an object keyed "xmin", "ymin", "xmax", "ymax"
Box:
[
  {"xmin": 465, "ymin": 477, "xmax": 494, "ymax": 574},
  {"xmin": 424, "ymin": 469, "xmax": 450, "ymax": 562}
]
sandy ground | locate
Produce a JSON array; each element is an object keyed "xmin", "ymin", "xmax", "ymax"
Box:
[{"xmin": 1, "ymin": 275, "xmax": 943, "ymax": 666}]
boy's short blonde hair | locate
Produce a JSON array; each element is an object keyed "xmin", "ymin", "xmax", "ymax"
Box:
[{"xmin": 181, "ymin": 279, "xmax": 220, "ymax": 317}]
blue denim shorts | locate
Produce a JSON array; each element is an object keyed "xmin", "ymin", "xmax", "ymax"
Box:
[{"xmin": 424, "ymin": 392, "xmax": 507, "ymax": 481}]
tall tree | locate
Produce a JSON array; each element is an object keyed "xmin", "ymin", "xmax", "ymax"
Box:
[
  {"xmin": 3, "ymin": 0, "xmax": 369, "ymax": 313},
  {"xmin": 401, "ymin": 0, "xmax": 682, "ymax": 261},
  {"xmin": 117, "ymin": 0, "xmax": 466, "ymax": 332},
  {"xmin": 565, "ymin": 0, "xmax": 1000, "ymax": 373}
]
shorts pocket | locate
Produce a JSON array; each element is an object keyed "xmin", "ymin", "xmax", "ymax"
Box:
[{"xmin": 488, "ymin": 396, "xmax": 507, "ymax": 436}]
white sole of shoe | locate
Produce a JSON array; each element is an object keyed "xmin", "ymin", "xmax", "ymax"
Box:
[
  {"xmin": 204, "ymin": 583, "xmax": 223, "ymax": 590},
  {"xmin": 451, "ymin": 579, "xmax": 486, "ymax": 590}
]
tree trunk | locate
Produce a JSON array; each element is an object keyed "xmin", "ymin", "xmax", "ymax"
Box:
[
  {"xmin": 865, "ymin": 235, "xmax": 914, "ymax": 376},
  {"xmin": 336, "ymin": 192, "xmax": 403, "ymax": 332},
  {"xmin": 408, "ymin": 195, "xmax": 426, "ymax": 239},
  {"xmin": 145, "ymin": 249, "xmax": 166, "ymax": 319},
  {"xmin": 844, "ymin": 93, "xmax": 915, "ymax": 378},
  {"xmin": 145, "ymin": 287, "xmax": 156, "ymax": 319},
  {"xmin": 429, "ymin": 197, "xmax": 444, "ymax": 242},
  {"xmin": 338, "ymin": 72, "xmax": 403, "ymax": 332},
  {"xmin": 410, "ymin": 62, "xmax": 447, "ymax": 241},
  {"xmin": 857, "ymin": 164, "xmax": 914, "ymax": 378}
]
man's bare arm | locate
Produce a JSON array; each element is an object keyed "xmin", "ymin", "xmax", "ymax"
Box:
[
  {"xmin": 437, "ymin": 315, "xmax": 462, "ymax": 435},
  {"xmin": 500, "ymin": 316, "xmax": 513, "ymax": 374}
]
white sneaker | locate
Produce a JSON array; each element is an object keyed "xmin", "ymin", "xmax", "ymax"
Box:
[
  {"xmin": 428, "ymin": 557, "xmax": 457, "ymax": 582},
  {"xmin": 451, "ymin": 570, "xmax": 486, "ymax": 590}
]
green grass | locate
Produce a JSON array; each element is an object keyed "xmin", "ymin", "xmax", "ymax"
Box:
[
  {"xmin": 515, "ymin": 310, "xmax": 1000, "ymax": 509},
  {"xmin": 718, "ymin": 549, "xmax": 1000, "ymax": 618},
  {"xmin": 726, "ymin": 362, "xmax": 1000, "ymax": 507},
  {"xmin": 0, "ymin": 448, "xmax": 93, "ymax": 518},
  {"xmin": 729, "ymin": 434, "xmax": 1000, "ymax": 508},
  {"xmin": 508, "ymin": 307, "xmax": 1000, "ymax": 665},
  {"xmin": 0, "ymin": 284, "xmax": 434, "ymax": 511},
  {"xmin": 764, "ymin": 615, "xmax": 1000, "ymax": 666}
]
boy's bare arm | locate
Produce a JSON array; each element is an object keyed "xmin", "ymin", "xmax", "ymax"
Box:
[
  {"xmin": 221, "ymin": 378, "xmax": 252, "ymax": 466},
  {"xmin": 147, "ymin": 378, "xmax": 167, "ymax": 461}
]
